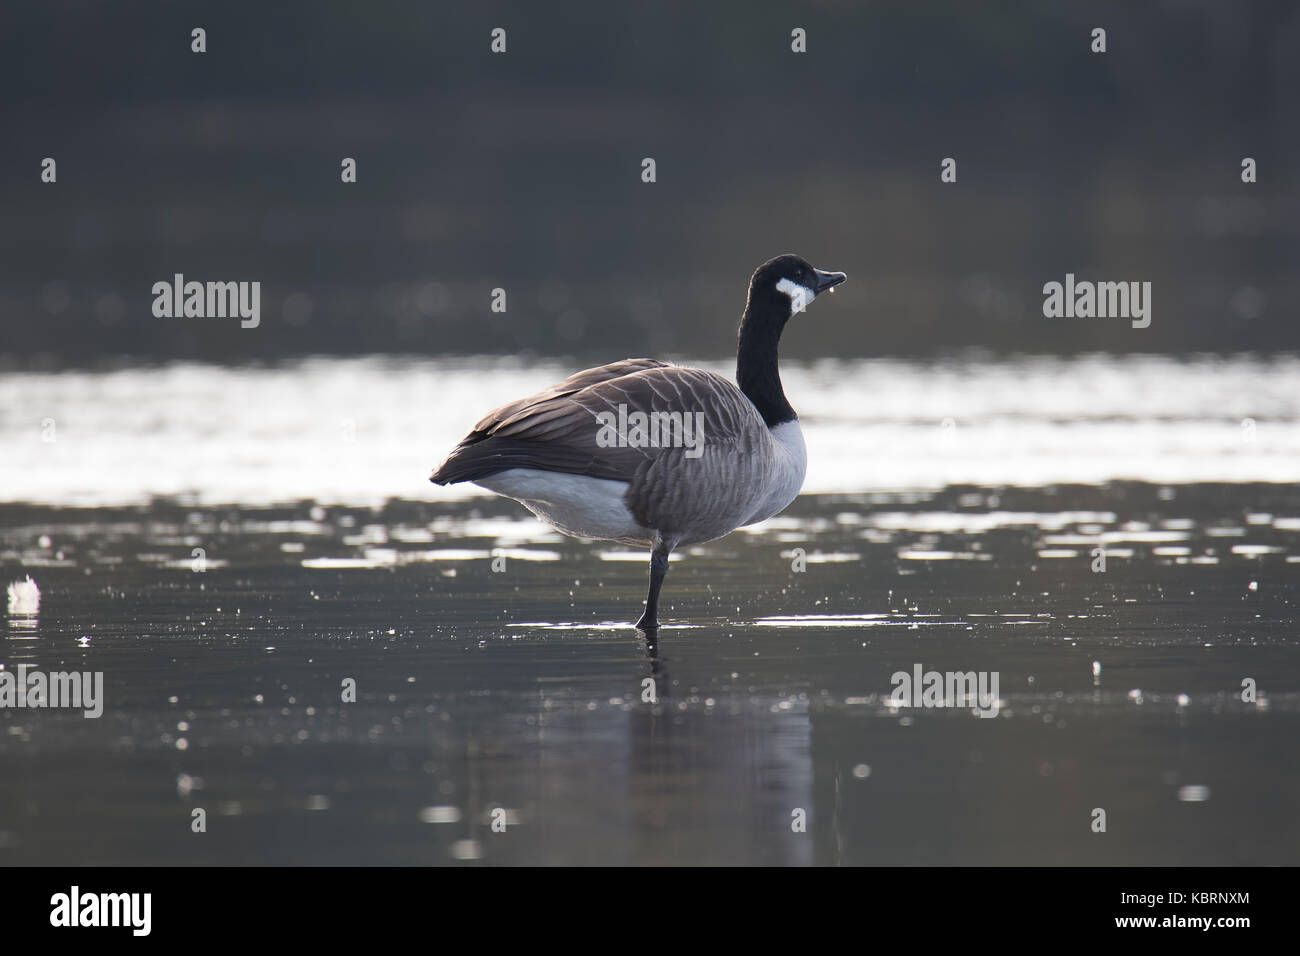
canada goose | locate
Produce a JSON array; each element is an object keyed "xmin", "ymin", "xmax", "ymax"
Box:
[{"xmin": 430, "ymin": 254, "xmax": 846, "ymax": 630}]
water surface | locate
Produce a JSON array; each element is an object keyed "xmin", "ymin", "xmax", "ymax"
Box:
[{"xmin": 1, "ymin": 357, "xmax": 1297, "ymax": 865}]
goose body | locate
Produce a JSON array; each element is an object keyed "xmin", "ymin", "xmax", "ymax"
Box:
[
  {"xmin": 434, "ymin": 362, "xmax": 807, "ymax": 547},
  {"xmin": 431, "ymin": 254, "xmax": 846, "ymax": 629}
]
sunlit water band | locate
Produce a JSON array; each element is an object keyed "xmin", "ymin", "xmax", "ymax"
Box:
[{"xmin": 1, "ymin": 354, "xmax": 1297, "ymax": 507}]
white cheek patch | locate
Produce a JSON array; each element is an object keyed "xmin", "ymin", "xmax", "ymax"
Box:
[{"xmin": 775, "ymin": 277, "xmax": 816, "ymax": 314}]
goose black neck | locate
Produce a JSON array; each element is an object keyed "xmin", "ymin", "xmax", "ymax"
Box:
[{"xmin": 736, "ymin": 293, "xmax": 796, "ymax": 428}]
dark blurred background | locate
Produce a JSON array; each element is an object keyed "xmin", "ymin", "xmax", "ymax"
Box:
[{"xmin": 1, "ymin": 0, "xmax": 1296, "ymax": 366}]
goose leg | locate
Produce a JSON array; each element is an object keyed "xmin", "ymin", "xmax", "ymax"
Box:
[{"xmin": 635, "ymin": 534, "xmax": 677, "ymax": 631}]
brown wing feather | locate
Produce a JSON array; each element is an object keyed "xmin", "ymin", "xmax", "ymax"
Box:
[{"xmin": 429, "ymin": 362, "xmax": 764, "ymax": 489}]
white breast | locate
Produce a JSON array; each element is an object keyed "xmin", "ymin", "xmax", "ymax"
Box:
[{"xmin": 740, "ymin": 419, "xmax": 807, "ymax": 526}]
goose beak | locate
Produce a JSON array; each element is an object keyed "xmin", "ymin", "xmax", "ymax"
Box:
[{"xmin": 814, "ymin": 269, "xmax": 847, "ymax": 295}]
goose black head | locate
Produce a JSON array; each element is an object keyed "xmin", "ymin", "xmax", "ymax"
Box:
[
  {"xmin": 736, "ymin": 254, "xmax": 847, "ymax": 428},
  {"xmin": 748, "ymin": 254, "xmax": 847, "ymax": 320}
]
